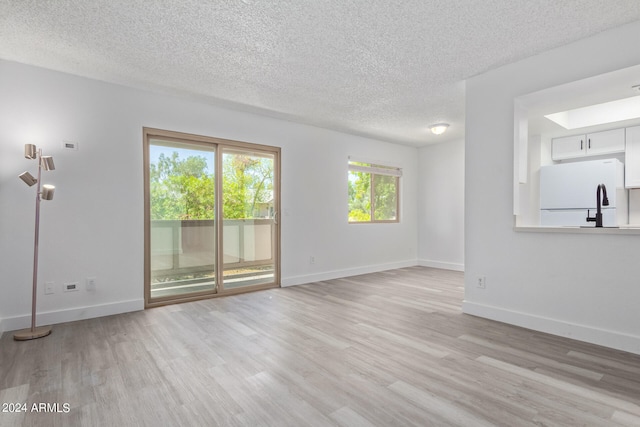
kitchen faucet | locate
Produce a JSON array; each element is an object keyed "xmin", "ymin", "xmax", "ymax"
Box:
[{"xmin": 586, "ymin": 183, "xmax": 609, "ymax": 227}]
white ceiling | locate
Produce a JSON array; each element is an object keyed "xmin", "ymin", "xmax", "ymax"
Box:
[{"xmin": 1, "ymin": 1, "xmax": 640, "ymax": 147}]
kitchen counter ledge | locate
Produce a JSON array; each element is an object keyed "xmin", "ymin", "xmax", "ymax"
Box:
[{"xmin": 515, "ymin": 225, "xmax": 640, "ymax": 234}]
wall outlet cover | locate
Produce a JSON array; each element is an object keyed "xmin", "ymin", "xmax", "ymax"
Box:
[
  {"xmin": 477, "ymin": 276, "xmax": 486, "ymax": 289},
  {"xmin": 44, "ymin": 281, "xmax": 55, "ymax": 295}
]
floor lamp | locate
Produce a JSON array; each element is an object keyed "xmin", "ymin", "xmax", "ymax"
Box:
[{"xmin": 14, "ymin": 144, "xmax": 56, "ymax": 341}]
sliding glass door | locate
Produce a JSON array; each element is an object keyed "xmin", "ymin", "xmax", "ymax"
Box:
[
  {"xmin": 144, "ymin": 128, "xmax": 280, "ymax": 307},
  {"xmin": 222, "ymin": 148, "xmax": 276, "ymax": 289},
  {"xmin": 147, "ymin": 139, "xmax": 217, "ymax": 300}
]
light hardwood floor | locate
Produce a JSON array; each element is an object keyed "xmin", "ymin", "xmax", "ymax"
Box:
[{"xmin": 1, "ymin": 267, "xmax": 640, "ymax": 426}]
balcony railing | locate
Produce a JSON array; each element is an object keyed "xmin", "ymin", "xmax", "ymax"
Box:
[{"xmin": 150, "ymin": 219, "xmax": 274, "ymax": 283}]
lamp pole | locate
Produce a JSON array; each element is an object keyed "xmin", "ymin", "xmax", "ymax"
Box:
[{"xmin": 14, "ymin": 147, "xmax": 53, "ymax": 341}]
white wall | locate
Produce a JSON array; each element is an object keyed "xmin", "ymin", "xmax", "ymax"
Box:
[
  {"xmin": 464, "ymin": 21, "xmax": 640, "ymax": 355},
  {"xmin": 0, "ymin": 60, "xmax": 419, "ymax": 334},
  {"xmin": 417, "ymin": 139, "xmax": 464, "ymax": 271}
]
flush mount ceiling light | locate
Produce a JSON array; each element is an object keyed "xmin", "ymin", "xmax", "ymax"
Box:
[
  {"xmin": 545, "ymin": 93, "xmax": 640, "ymax": 130},
  {"xmin": 429, "ymin": 123, "xmax": 449, "ymax": 135}
]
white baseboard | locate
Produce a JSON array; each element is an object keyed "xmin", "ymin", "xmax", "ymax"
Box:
[
  {"xmin": 418, "ymin": 259, "xmax": 464, "ymax": 272},
  {"xmin": 281, "ymin": 259, "xmax": 418, "ymax": 287},
  {"xmin": 462, "ymin": 300, "xmax": 640, "ymax": 356},
  {"xmin": 0, "ymin": 261, "xmax": 465, "ymax": 337},
  {"xmin": 1, "ymin": 299, "xmax": 144, "ymax": 333}
]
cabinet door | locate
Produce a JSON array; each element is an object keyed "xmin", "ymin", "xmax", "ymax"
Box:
[
  {"xmin": 625, "ymin": 126, "xmax": 640, "ymax": 188},
  {"xmin": 551, "ymin": 134, "xmax": 585, "ymax": 160},
  {"xmin": 586, "ymin": 128, "xmax": 625, "ymax": 156}
]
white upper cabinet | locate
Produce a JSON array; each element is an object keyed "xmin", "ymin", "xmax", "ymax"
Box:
[
  {"xmin": 625, "ymin": 126, "xmax": 640, "ymax": 188},
  {"xmin": 552, "ymin": 128, "xmax": 625, "ymax": 161},
  {"xmin": 551, "ymin": 134, "xmax": 585, "ymax": 160},
  {"xmin": 586, "ymin": 128, "xmax": 626, "ymax": 156}
]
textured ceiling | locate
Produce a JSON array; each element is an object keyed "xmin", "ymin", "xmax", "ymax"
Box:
[{"xmin": 1, "ymin": 1, "xmax": 640, "ymax": 146}]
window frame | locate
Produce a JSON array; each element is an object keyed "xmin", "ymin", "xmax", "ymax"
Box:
[{"xmin": 347, "ymin": 159, "xmax": 401, "ymax": 224}]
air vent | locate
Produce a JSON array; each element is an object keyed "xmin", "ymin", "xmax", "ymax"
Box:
[{"xmin": 63, "ymin": 140, "xmax": 78, "ymax": 150}]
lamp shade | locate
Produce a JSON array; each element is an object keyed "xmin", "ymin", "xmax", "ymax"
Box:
[
  {"xmin": 41, "ymin": 185, "xmax": 55, "ymax": 200},
  {"xmin": 19, "ymin": 171, "xmax": 38, "ymax": 186},
  {"xmin": 41, "ymin": 156, "xmax": 55, "ymax": 171},
  {"xmin": 24, "ymin": 144, "xmax": 37, "ymax": 159}
]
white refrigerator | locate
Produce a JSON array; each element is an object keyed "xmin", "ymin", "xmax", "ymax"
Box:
[{"xmin": 539, "ymin": 158, "xmax": 627, "ymax": 227}]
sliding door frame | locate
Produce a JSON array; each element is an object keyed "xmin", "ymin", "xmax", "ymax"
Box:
[{"xmin": 143, "ymin": 127, "xmax": 281, "ymax": 308}]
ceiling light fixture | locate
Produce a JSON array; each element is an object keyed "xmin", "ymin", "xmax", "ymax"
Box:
[{"xmin": 429, "ymin": 123, "xmax": 449, "ymax": 135}]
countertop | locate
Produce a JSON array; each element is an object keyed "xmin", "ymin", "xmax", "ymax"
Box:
[{"xmin": 515, "ymin": 225, "xmax": 640, "ymax": 234}]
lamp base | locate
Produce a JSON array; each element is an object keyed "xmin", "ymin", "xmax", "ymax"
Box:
[{"xmin": 13, "ymin": 326, "xmax": 52, "ymax": 341}]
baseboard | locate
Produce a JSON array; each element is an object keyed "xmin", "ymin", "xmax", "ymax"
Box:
[
  {"xmin": 1, "ymin": 299, "xmax": 145, "ymax": 333},
  {"xmin": 281, "ymin": 259, "xmax": 418, "ymax": 287},
  {"xmin": 418, "ymin": 258, "xmax": 464, "ymax": 272},
  {"xmin": 462, "ymin": 300, "xmax": 640, "ymax": 356}
]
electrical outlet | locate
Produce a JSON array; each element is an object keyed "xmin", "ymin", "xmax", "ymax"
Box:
[
  {"xmin": 477, "ymin": 276, "xmax": 486, "ymax": 289},
  {"xmin": 86, "ymin": 277, "xmax": 96, "ymax": 291},
  {"xmin": 64, "ymin": 282, "xmax": 79, "ymax": 292},
  {"xmin": 309, "ymin": 256, "xmax": 316, "ymax": 264},
  {"xmin": 45, "ymin": 281, "xmax": 55, "ymax": 295}
]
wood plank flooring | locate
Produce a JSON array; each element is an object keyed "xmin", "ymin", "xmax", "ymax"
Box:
[{"xmin": 1, "ymin": 266, "xmax": 640, "ymax": 426}]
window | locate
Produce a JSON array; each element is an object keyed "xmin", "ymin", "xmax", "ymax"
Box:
[{"xmin": 348, "ymin": 159, "xmax": 401, "ymax": 223}]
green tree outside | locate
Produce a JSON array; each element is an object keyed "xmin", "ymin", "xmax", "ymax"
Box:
[
  {"xmin": 222, "ymin": 153, "xmax": 274, "ymax": 219},
  {"xmin": 348, "ymin": 164, "xmax": 398, "ymax": 222},
  {"xmin": 373, "ymin": 174, "xmax": 398, "ymax": 220},
  {"xmin": 150, "ymin": 151, "xmax": 273, "ymax": 220},
  {"xmin": 348, "ymin": 170, "xmax": 371, "ymax": 221},
  {"xmin": 150, "ymin": 152, "xmax": 214, "ymax": 220}
]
